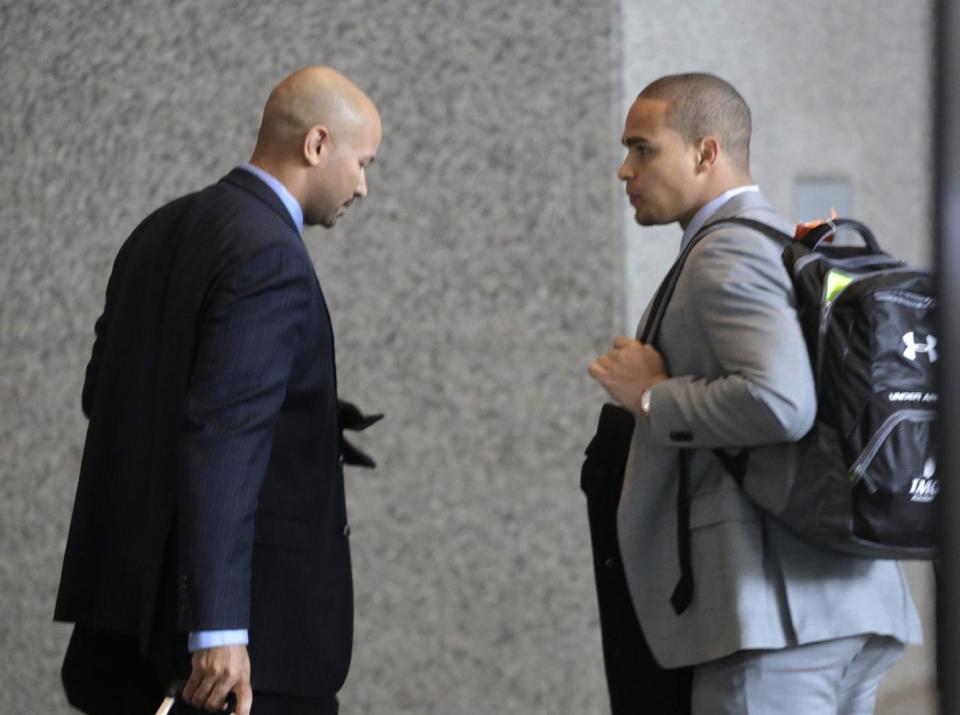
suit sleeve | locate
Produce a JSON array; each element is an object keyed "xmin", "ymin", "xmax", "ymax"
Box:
[
  {"xmin": 176, "ymin": 241, "xmax": 314, "ymax": 632},
  {"xmin": 647, "ymin": 228, "xmax": 817, "ymax": 448}
]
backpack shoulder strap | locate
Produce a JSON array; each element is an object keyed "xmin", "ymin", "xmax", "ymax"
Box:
[
  {"xmin": 664, "ymin": 216, "xmax": 791, "ymax": 615},
  {"xmin": 717, "ymin": 216, "xmax": 885, "ymax": 254},
  {"xmin": 702, "ymin": 216, "xmax": 795, "ymax": 242},
  {"xmin": 641, "ymin": 219, "xmax": 770, "ymax": 344}
]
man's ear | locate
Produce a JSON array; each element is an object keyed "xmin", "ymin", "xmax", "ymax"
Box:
[
  {"xmin": 304, "ymin": 124, "xmax": 330, "ymax": 167},
  {"xmin": 695, "ymin": 135, "xmax": 720, "ymax": 173}
]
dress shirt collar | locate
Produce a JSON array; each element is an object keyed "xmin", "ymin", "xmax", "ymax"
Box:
[
  {"xmin": 237, "ymin": 163, "xmax": 305, "ymax": 236},
  {"xmin": 679, "ymin": 184, "xmax": 759, "ymax": 253}
]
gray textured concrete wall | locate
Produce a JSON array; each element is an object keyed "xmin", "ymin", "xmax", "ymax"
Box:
[
  {"xmin": 619, "ymin": 2, "xmax": 937, "ymax": 713},
  {"xmin": 1, "ymin": 0, "xmax": 937, "ymax": 713},
  {"xmin": 1, "ymin": 1, "xmax": 621, "ymax": 713}
]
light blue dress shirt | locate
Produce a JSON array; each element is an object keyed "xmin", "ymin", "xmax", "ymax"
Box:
[
  {"xmin": 188, "ymin": 164, "xmax": 305, "ymax": 653},
  {"xmin": 238, "ymin": 162, "xmax": 305, "ymax": 236}
]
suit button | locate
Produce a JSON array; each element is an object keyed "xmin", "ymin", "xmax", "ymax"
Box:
[
  {"xmin": 338, "ymin": 455, "xmax": 345, "ymax": 466},
  {"xmin": 604, "ymin": 557, "xmax": 617, "ymax": 569},
  {"xmin": 342, "ymin": 524, "xmax": 351, "ymax": 537}
]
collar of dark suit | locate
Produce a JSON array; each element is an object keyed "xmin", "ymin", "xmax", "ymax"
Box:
[{"xmin": 221, "ymin": 168, "xmax": 302, "ymax": 237}]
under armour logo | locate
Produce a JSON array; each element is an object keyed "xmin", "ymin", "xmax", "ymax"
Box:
[{"xmin": 903, "ymin": 331, "xmax": 938, "ymax": 362}]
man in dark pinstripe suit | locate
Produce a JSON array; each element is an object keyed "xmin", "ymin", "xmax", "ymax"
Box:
[{"xmin": 54, "ymin": 66, "xmax": 381, "ymax": 715}]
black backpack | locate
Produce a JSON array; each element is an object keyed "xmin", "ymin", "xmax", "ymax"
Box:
[
  {"xmin": 652, "ymin": 217, "xmax": 938, "ymax": 615},
  {"xmin": 711, "ymin": 217, "xmax": 938, "ymax": 559}
]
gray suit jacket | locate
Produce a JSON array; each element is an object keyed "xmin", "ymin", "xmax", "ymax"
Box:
[{"xmin": 617, "ymin": 190, "xmax": 922, "ymax": 669}]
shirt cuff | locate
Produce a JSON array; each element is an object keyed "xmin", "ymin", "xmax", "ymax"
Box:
[{"xmin": 187, "ymin": 629, "xmax": 249, "ymax": 652}]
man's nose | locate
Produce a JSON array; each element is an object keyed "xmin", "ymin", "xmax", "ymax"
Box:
[
  {"xmin": 356, "ymin": 171, "xmax": 368, "ymax": 198},
  {"xmin": 617, "ymin": 159, "xmax": 631, "ymax": 181}
]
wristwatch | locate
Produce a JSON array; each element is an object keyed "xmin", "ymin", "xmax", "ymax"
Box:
[{"xmin": 639, "ymin": 388, "xmax": 653, "ymax": 416}]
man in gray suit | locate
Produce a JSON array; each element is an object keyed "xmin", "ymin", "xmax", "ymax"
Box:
[{"xmin": 589, "ymin": 73, "xmax": 921, "ymax": 714}]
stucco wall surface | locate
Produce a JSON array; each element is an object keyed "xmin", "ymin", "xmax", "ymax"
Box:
[{"xmin": 0, "ymin": 1, "xmax": 620, "ymax": 713}]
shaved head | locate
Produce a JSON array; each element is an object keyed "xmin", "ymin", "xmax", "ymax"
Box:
[
  {"xmin": 618, "ymin": 73, "xmax": 753, "ymax": 228},
  {"xmin": 253, "ymin": 66, "xmax": 377, "ymax": 159},
  {"xmin": 250, "ymin": 66, "xmax": 382, "ymax": 228},
  {"xmin": 639, "ymin": 73, "xmax": 751, "ymax": 173}
]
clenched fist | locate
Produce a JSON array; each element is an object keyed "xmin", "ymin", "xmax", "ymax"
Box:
[{"xmin": 588, "ymin": 336, "xmax": 668, "ymax": 415}]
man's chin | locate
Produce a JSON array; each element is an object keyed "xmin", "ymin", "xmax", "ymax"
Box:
[
  {"xmin": 631, "ymin": 206, "xmax": 669, "ymax": 227},
  {"xmin": 324, "ymin": 207, "xmax": 348, "ymax": 228},
  {"xmin": 306, "ymin": 214, "xmax": 338, "ymax": 229}
]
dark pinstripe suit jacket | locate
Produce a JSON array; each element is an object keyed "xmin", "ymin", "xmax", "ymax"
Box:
[{"xmin": 55, "ymin": 169, "xmax": 353, "ymax": 698}]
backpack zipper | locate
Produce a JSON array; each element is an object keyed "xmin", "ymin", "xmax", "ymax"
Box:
[
  {"xmin": 872, "ymin": 290, "xmax": 935, "ymax": 310},
  {"xmin": 849, "ymin": 408, "xmax": 936, "ymax": 493}
]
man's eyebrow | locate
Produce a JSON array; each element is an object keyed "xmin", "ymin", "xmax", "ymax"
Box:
[{"xmin": 622, "ymin": 136, "xmax": 651, "ymax": 147}]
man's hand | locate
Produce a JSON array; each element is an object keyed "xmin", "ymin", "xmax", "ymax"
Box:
[
  {"xmin": 588, "ymin": 336, "xmax": 668, "ymax": 415},
  {"xmin": 182, "ymin": 644, "xmax": 253, "ymax": 715}
]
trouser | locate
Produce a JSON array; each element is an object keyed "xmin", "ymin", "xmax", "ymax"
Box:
[
  {"xmin": 691, "ymin": 634, "xmax": 905, "ymax": 715},
  {"xmin": 62, "ymin": 625, "xmax": 339, "ymax": 715}
]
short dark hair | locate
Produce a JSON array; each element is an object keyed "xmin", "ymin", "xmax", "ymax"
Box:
[{"xmin": 639, "ymin": 73, "xmax": 752, "ymax": 172}]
